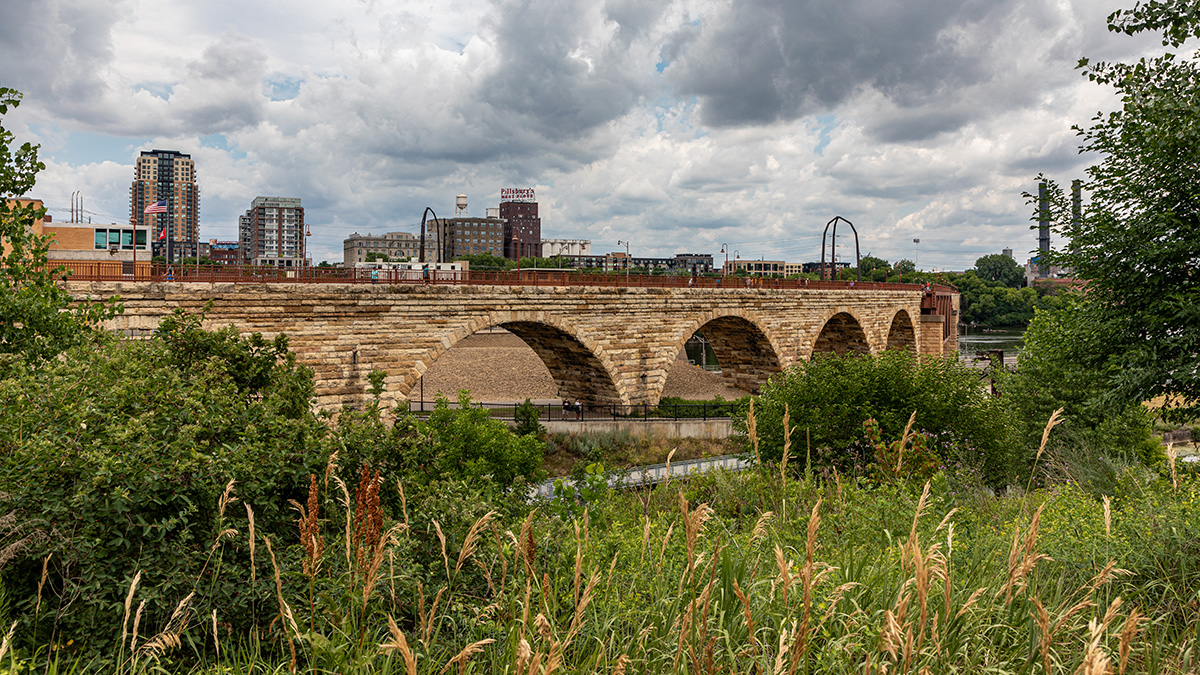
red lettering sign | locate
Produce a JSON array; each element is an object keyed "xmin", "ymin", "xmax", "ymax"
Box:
[{"xmin": 500, "ymin": 188, "xmax": 536, "ymax": 201}]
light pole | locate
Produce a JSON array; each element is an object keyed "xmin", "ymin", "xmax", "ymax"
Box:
[
  {"xmin": 913, "ymin": 238, "xmax": 920, "ymax": 272},
  {"xmin": 514, "ymin": 234, "xmax": 521, "ymax": 275},
  {"xmin": 616, "ymin": 239, "xmax": 630, "ymax": 282},
  {"xmin": 720, "ymin": 243, "xmax": 729, "ymax": 275}
]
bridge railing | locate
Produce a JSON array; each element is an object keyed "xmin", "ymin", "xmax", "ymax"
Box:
[
  {"xmin": 406, "ymin": 400, "xmax": 738, "ymax": 422},
  {"xmin": 55, "ymin": 260, "xmax": 954, "ymax": 294}
]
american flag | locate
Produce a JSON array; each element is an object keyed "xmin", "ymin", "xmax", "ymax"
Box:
[{"xmin": 143, "ymin": 200, "xmax": 168, "ymax": 214}]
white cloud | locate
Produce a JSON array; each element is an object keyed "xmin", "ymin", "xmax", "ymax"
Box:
[{"xmin": 0, "ymin": 0, "xmax": 1170, "ymax": 267}]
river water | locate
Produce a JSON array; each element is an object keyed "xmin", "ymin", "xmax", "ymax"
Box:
[{"xmin": 958, "ymin": 326, "xmax": 1025, "ymax": 367}]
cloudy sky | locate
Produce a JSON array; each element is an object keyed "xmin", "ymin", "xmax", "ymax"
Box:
[{"xmin": 0, "ymin": 0, "xmax": 1161, "ymax": 269}]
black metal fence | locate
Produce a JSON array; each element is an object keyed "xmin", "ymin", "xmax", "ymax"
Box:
[{"xmin": 406, "ymin": 401, "xmax": 737, "ymax": 422}]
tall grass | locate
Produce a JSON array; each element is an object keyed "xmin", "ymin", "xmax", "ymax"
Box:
[{"xmin": 1, "ymin": 435, "xmax": 1198, "ymax": 673}]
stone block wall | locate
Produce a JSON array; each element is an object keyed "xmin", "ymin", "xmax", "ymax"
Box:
[{"xmin": 67, "ymin": 282, "xmax": 956, "ymax": 410}]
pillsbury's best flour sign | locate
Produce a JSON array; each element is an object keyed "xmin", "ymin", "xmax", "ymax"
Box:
[{"xmin": 500, "ymin": 188, "xmax": 535, "ymax": 202}]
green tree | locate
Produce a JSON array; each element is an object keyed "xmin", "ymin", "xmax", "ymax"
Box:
[
  {"xmin": 999, "ymin": 297, "xmax": 1161, "ymax": 469},
  {"xmin": 1037, "ymin": 3, "xmax": 1200, "ymax": 422},
  {"xmin": 0, "ymin": 87, "xmax": 118, "ymax": 367},
  {"xmin": 858, "ymin": 255, "xmax": 890, "ymax": 275},
  {"xmin": 972, "ymin": 253, "xmax": 1024, "ymax": 288},
  {"xmin": 739, "ymin": 349, "xmax": 1018, "ymax": 485},
  {"xmin": 455, "ymin": 251, "xmax": 514, "ymax": 270},
  {"xmin": 894, "ymin": 259, "xmax": 916, "ymax": 275}
]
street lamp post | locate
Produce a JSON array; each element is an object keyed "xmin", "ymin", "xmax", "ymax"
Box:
[
  {"xmin": 913, "ymin": 238, "xmax": 920, "ymax": 272},
  {"xmin": 720, "ymin": 243, "xmax": 729, "ymax": 275},
  {"xmin": 616, "ymin": 239, "xmax": 630, "ymax": 283}
]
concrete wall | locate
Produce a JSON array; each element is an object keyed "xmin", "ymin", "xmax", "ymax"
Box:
[
  {"xmin": 67, "ymin": 281, "xmax": 956, "ymax": 410},
  {"xmin": 541, "ymin": 419, "xmax": 734, "ymax": 439}
]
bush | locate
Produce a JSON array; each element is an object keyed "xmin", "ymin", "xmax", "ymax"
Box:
[
  {"xmin": 0, "ymin": 311, "xmax": 545, "ymax": 658},
  {"xmin": 514, "ymin": 398, "xmax": 544, "ymax": 437},
  {"xmin": 0, "ymin": 314, "xmax": 328, "ymax": 654},
  {"xmin": 998, "ymin": 296, "xmax": 1162, "ymax": 472},
  {"xmin": 738, "ymin": 349, "xmax": 1019, "ymax": 485}
]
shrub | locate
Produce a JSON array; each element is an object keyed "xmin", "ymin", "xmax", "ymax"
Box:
[
  {"xmin": 738, "ymin": 349, "xmax": 1018, "ymax": 485},
  {"xmin": 998, "ymin": 296, "xmax": 1162, "ymax": 471},
  {"xmin": 513, "ymin": 398, "xmax": 544, "ymax": 437},
  {"xmin": 0, "ymin": 316, "xmax": 328, "ymax": 655}
]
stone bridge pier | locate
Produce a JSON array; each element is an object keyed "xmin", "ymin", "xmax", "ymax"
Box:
[{"xmin": 69, "ymin": 282, "xmax": 958, "ymax": 410}]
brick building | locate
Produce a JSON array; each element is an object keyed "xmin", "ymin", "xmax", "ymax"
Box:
[{"xmin": 499, "ymin": 190, "xmax": 540, "ymax": 260}]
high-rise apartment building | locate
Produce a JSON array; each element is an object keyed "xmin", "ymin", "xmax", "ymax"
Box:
[
  {"xmin": 238, "ymin": 196, "xmax": 309, "ymax": 267},
  {"xmin": 130, "ymin": 149, "xmax": 199, "ymax": 262}
]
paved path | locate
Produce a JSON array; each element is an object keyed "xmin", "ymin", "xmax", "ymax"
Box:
[{"xmin": 532, "ymin": 453, "xmax": 753, "ymax": 499}]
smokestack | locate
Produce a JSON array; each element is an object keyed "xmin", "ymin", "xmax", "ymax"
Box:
[
  {"xmin": 1071, "ymin": 179, "xmax": 1082, "ymax": 228},
  {"xmin": 1038, "ymin": 181, "xmax": 1050, "ymax": 278}
]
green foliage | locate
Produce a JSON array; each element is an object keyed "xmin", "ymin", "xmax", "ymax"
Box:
[
  {"xmin": 858, "ymin": 255, "xmax": 889, "ymax": 275},
  {"xmin": 0, "ymin": 319, "xmax": 326, "ymax": 654},
  {"xmin": 0, "ymin": 87, "xmax": 120, "ymax": 367},
  {"xmin": 513, "ymin": 398, "xmax": 544, "ymax": 437},
  {"xmin": 741, "ymin": 349, "xmax": 1018, "ymax": 484},
  {"xmin": 972, "ymin": 253, "xmax": 1024, "ymax": 288},
  {"xmin": 998, "ymin": 295, "xmax": 1162, "ymax": 471},
  {"xmin": 551, "ymin": 462, "xmax": 608, "ymax": 518},
  {"xmin": 1034, "ymin": 4, "xmax": 1200, "ymax": 422},
  {"xmin": 367, "ymin": 368, "xmax": 387, "ymax": 402},
  {"xmin": 453, "ymin": 251, "xmax": 512, "ymax": 270},
  {"xmin": 862, "ymin": 418, "xmax": 940, "ymax": 483},
  {"xmin": 332, "ymin": 392, "xmax": 545, "ymax": 493},
  {"xmin": 654, "ymin": 395, "xmax": 741, "ymax": 418},
  {"xmin": 951, "ymin": 269, "xmax": 1066, "ymax": 326}
]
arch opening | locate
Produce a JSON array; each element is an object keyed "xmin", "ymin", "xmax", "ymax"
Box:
[
  {"xmin": 407, "ymin": 321, "xmax": 624, "ymax": 407},
  {"xmin": 675, "ymin": 315, "xmax": 783, "ymax": 395},
  {"xmin": 813, "ymin": 312, "xmax": 871, "ymax": 356},
  {"xmin": 885, "ymin": 310, "xmax": 916, "ymax": 351}
]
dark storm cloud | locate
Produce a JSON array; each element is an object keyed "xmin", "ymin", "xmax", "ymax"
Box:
[
  {"xmin": 0, "ymin": 0, "xmax": 126, "ymax": 115},
  {"xmin": 477, "ymin": 0, "xmax": 660, "ymax": 140},
  {"xmin": 666, "ymin": 0, "xmax": 1024, "ymax": 132}
]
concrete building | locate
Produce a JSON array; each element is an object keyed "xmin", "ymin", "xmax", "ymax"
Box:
[
  {"xmin": 672, "ymin": 253, "xmax": 714, "ymax": 275},
  {"xmin": 130, "ymin": 150, "xmax": 199, "ymax": 262},
  {"xmin": 567, "ymin": 252, "xmax": 713, "ymax": 274},
  {"xmin": 541, "ymin": 238, "xmax": 591, "ymax": 259},
  {"xmin": 239, "ymin": 196, "xmax": 308, "ymax": 267},
  {"xmin": 343, "ymin": 230, "xmax": 440, "ymax": 266},
  {"xmin": 428, "ymin": 216, "xmax": 504, "ymax": 261},
  {"xmin": 723, "ymin": 259, "xmax": 786, "ymax": 276}
]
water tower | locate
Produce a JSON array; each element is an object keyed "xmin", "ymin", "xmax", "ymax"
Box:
[{"xmin": 455, "ymin": 194, "xmax": 468, "ymax": 217}]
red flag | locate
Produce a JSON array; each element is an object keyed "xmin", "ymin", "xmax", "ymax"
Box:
[{"xmin": 158, "ymin": 226, "xmax": 167, "ymax": 241}]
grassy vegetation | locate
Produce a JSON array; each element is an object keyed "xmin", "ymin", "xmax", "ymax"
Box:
[
  {"xmin": 541, "ymin": 429, "xmax": 740, "ymax": 476},
  {"xmin": 1, "ymin": 406, "xmax": 1197, "ymax": 673}
]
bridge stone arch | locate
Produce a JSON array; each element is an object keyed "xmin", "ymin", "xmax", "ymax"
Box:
[
  {"xmin": 402, "ymin": 310, "xmax": 626, "ymax": 406},
  {"xmin": 660, "ymin": 309, "xmax": 785, "ymax": 398},
  {"xmin": 812, "ymin": 310, "xmax": 872, "ymax": 356},
  {"xmin": 885, "ymin": 309, "xmax": 917, "ymax": 351}
]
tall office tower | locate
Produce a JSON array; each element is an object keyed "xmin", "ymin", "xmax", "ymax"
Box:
[
  {"xmin": 130, "ymin": 150, "xmax": 200, "ymax": 262},
  {"xmin": 239, "ymin": 196, "xmax": 308, "ymax": 267}
]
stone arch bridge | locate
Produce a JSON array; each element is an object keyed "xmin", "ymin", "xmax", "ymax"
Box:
[{"xmin": 67, "ymin": 281, "xmax": 959, "ymax": 410}]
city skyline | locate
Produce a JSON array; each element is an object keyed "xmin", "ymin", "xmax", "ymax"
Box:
[{"xmin": 0, "ymin": 0, "xmax": 1169, "ymax": 268}]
